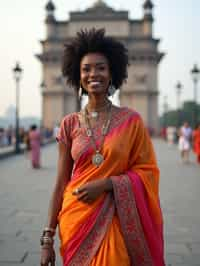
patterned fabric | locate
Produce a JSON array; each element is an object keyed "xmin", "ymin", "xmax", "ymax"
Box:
[
  {"xmin": 111, "ymin": 175, "xmax": 153, "ymax": 266},
  {"xmin": 56, "ymin": 106, "xmax": 165, "ymax": 266}
]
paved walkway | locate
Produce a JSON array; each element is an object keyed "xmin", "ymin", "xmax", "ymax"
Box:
[{"xmin": 0, "ymin": 140, "xmax": 199, "ymax": 266}]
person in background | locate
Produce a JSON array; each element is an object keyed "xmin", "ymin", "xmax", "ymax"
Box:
[
  {"xmin": 193, "ymin": 124, "xmax": 200, "ymax": 164},
  {"xmin": 179, "ymin": 122, "xmax": 192, "ymax": 163},
  {"xmin": 29, "ymin": 124, "xmax": 41, "ymax": 169},
  {"xmin": 166, "ymin": 126, "xmax": 176, "ymax": 146},
  {"xmin": 6, "ymin": 125, "xmax": 13, "ymax": 145},
  {"xmin": 53, "ymin": 124, "xmax": 60, "ymax": 140},
  {"xmin": 40, "ymin": 28, "xmax": 165, "ymax": 266}
]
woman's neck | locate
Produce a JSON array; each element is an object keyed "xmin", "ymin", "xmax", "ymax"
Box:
[{"xmin": 87, "ymin": 94, "xmax": 109, "ymax": 110}]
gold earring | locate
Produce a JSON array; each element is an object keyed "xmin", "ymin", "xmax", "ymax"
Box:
[{"xmin": 79, "ymin": 84, "xmax": 82, "ymax": 99}]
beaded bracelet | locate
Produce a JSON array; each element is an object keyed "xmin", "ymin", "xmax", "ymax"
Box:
[
  {"xmin": 44, "ymin": 227, "xmax": 56, "ymax": 234},
  {"xmin": 40, "ymin": 235, "xmax": 54, "ymax": 246},
  {"xmin": 41, "ymin": 227, "xmax": 56, "ymax": 239}
]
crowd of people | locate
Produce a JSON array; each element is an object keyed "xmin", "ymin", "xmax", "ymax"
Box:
[
  {"xmin": 0, "ymin": 125, "xmax": 55, "ymax": 148},
  {"xmin": 161, "ymin": 122, "xmax": 200, "ymax": 164},
  {"xmin": 0, "ymin": 124, "xmax": 60, "ymax": 169}
]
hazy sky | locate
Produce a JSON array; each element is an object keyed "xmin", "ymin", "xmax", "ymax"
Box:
[{"xmin": 0, "ymin": 0, "xmax": 200, "ymax": 118}]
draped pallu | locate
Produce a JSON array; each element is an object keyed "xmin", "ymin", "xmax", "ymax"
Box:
[{"xmin": 57, "ymin": 108, "xmax": 165, "ymax": 266}]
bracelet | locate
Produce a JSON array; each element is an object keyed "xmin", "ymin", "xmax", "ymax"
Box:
[
  {"xmin": 40, "ymin": 235, "xmax": 54, "ymax": 246},
  {"xmin": 44, "ymin": 227, "xmax": 56, "ymax": 234},
  {"xmin": 42, "ymin": 227, "xmax": 56, "ymax": 236}
]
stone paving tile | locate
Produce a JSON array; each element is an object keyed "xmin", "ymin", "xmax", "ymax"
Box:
[
  {"xmin": 24, "ymin": 251, "xmax": 62, "ymax": 266},
  {"xmin": 165, "ymin": 242, "xmax": 191, "ymax": 255},
  {"xmin": 165, "ymin": 253, "xmax": 184, "ymax": 265},
  {"xmin": 189, "ymin": 243, "xmax": 200, "ymax": 254},
  {"xmin": 0, "ymin": 239, "xmax": 28, "ymax": 264}
]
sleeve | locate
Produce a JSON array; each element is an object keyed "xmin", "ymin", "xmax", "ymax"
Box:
[{"xmin": 56, "ymin": 115, "xmax": 72, "ymax": 148}]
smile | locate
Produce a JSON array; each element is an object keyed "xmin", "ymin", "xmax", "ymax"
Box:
[{"xmin": 88, "ymin": 81, "xmax": 102, "ymax": 86}]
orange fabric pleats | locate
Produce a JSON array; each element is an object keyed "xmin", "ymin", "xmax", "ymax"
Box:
[{"xmin": 91, "ymin": 215, "xmax": 130, "ymax": 266}]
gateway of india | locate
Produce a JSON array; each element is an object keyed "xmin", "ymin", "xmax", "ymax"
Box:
[{"xmin": 37, "ymin": 0, "xmax": 164, "ymax": 132}]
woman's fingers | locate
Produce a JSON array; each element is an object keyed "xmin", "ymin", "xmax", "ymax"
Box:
[
  {"xmin": 72, "ymin": 186, "xmax": 85, "ymax": 195},
  {"xmin": 77, "ymin": 191, "xmax": 88, "ymax": 200}
]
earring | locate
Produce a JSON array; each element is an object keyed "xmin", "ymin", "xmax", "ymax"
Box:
[
  {"xmin": 78, "ymin": 84, "xmax": 82, "ymax": 99},
  {"xmin": 108, "ymin": 80, "xmax": 116, "ymax": 97}
]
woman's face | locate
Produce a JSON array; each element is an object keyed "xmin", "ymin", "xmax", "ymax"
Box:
[{"xmin": 80, "ymin": 53, "xmax": 111, "ymax": 96}]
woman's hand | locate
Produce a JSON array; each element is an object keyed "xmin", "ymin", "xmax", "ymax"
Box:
[
  {"xmin": 40, "ymin": 246, "xmax": 56, "ymax": 266},
  {"xmin": 72, "ymin": 178, "xmax": 113, "ymax": 204}
]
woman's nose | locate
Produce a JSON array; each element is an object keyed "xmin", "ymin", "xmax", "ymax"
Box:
[{"xmin": 89, "ymin": 68, "xmax": 98, "ymax": 77}]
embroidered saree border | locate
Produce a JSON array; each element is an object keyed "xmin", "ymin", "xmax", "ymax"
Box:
[
  {"xmin": 111, "ymin": 175, "xmax": 153, "ymax": 266},
  {"xmin": 68, "ymin": 195, "xmax": 115, "ymax": 266}
]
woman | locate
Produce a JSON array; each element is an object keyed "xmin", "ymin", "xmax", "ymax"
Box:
[
  {"xmin": 179, "ymin": 122, "xmax": 192, "ymax": 163},
  {"xmin": 29, "ymin": 124, "xmax": 41, "ymax": 168},
  {"xmin": 193, "ymin": 124, "xmax": 200, "ymax": 164},
  {"xmin": 40, "ymin": 28, "xmax": 165, "ymax": 266}
]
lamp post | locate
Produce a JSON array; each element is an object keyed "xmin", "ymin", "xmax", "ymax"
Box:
[
  {"xmin": 163, "ymin": 95, "xmax": 168, "ymax": 128},
  {"xmin": 13, "ymin": 62, "xmax": 23, "ymax": 154},
  {"xmin": 175, "ymin": 81, "xmax": 182, "ymax": 127},
  {"xmin": 40, "ymin": 81, "xmax": 46, "ymax": 129},
  {"xmin": 190, "ymin": 64, "xmax": 200, "ymax": 127}
]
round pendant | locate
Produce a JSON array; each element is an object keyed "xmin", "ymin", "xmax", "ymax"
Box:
[
  {"xmin": 92, "ymin": 152, "xmax": 104, "ymax": 166},
  {"xmin": 91, "ymin": 112, "xmax": 98, "ymax": 118},
  {"xmin": 86, "ymin": 129, "xmax": 92, "ymax": 137}
]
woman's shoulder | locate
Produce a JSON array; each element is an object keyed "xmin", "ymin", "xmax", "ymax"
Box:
[
  {"xmin": 113, "ymin": 105, "xmax": 142, "ymax": 121},
  {"xmin": 60, "ymin": 112, "xmax": 79, "ymax": 124}
]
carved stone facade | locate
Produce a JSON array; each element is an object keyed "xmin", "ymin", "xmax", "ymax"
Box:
[{"xmin": 37, "ymin": 0, "xmax": 164, "ymax": 131}]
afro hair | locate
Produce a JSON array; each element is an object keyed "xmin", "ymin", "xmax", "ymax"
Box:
[{"xmin": 62, "ymin": 28, "xmax": 129, "ymax": 93}]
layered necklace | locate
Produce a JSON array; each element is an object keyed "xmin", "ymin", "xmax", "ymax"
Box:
[
  {"xmin": 83, "ymin": 100, "xmax": 112, "ymax": 167},
  {"xmin": 86, "ymin": 100, "xmax": 111, "ymax": 119}
]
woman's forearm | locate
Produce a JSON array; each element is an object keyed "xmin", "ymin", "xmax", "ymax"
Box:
[{"xmin": 104, "ymin": 178, "xmax": 113, "ymax": 192}]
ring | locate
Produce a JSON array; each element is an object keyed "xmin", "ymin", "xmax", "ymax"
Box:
[{"xmin": 74, "ymin": 188, "xmax": 79, "ymax": 194}]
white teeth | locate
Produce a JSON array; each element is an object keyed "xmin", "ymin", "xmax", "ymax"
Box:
[{"xmin": 89, "ymin": 81, "xmax": 101, "ymax": 85}]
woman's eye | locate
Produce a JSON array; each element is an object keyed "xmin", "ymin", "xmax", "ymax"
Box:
[
  {"xmin": 98, "ymin": 66, "xmax": 105, "ymax": 71},
  {"xmin": 82, "ymin": 68, "xmax": 89, "ymax": 72}
]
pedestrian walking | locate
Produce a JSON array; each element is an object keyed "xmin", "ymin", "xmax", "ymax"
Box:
[
  {"xmin": 53, "ymin": 124, "xmax": 59, "ymax": 140},
  {"xmin": 40, "ymin": 28, "xmax": 165, "ymax": 266},
  {"xmin": 178, "ymin": 122, "xmax": 192, "ymax": 163},
  {"xmin": 193, "ymin": 124, "xmax": 200, "ymax": 164},
  {"xmin": 166, "ymin": 126, "xmax": 176, "ymax": 146},
  {"xmin": 29, "ymin": 124, "xmax": 41, "ymax": 169}
]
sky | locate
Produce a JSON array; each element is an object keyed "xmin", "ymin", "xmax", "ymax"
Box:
[{"xmin": 0, "ymin": 0, "xmax": 200, "ymax": 118}]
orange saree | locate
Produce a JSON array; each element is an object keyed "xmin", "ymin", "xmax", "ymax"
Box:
[{"xmin": 56, "ymin": 107, "xmax": 165, "ymax": 266}]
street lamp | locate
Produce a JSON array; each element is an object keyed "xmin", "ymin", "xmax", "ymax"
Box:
[
  {"xmin": 163, "ymin": 95, "xmax": 168, "ymax": 128},
  {"xmin": 175, "ymin": 81, "xmax": 182, "ymax": 127},
  {"xmin": 13, "ymin": 62, "xmax": 23, "ymax": 154},
  {"xmin": 190, "ymin": 64, "xmax": 200, "ymax": 126}
]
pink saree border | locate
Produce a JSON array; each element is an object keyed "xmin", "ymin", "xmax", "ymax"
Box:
[
  {"xmin": 111, "ymin": 175, "xmax": 153, "ymax": 266},
  {"xmin": 128, "ymin": 171, "xmax": 165, "ymax": 266},
  {"xmin": 65, "ymin": 194, "xmax": 115, "ymax": 266}
]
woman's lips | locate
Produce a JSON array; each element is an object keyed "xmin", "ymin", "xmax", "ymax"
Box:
[{"xmin": 88, "ymin": 81, "xmax": 101, "ymax": 86}]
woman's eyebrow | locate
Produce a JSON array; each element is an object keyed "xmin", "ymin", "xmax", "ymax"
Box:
[{"xmin": 82, "ymin": 62, "xmax": 107, "ymax": 66}]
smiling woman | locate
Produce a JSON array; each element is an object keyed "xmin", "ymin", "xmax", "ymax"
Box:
[
  {"xmin": 80, "ymin": 53, "xmax": 111, "ymax": 97},
  {"xmin": 40, "ymin": 28, "xmax": 165, "ymax": 266}
]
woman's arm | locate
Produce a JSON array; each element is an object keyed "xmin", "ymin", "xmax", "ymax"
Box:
[
  {"xmin": 73, "ymin": 177, "xmax": 113, "ymax": 204},
  {"xmin": 46, "ymin": 142, "xmax": 73, "ymax": 229},
  {"xmin": 40, "ymin": 142, "xmax": 73, "ymax": 266}
]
